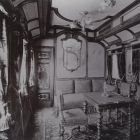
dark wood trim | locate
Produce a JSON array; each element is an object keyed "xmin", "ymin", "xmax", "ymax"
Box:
[
  {"xmin": 56, "ymin": 77, "xmax": 105, "ymax": 81},
  {"xmin": 126, "ymin": 29, "xmax": 136, "ymax": 39},
  {"xmin": 97, "ymin": 13, "xmax": 140, "ymax": 40},
  {"xmin": 102, "ymin": 39, "xmax": 109, "ymax": 46},
  {"xmin": 51, "ymin": 24, "xmax": 94, "ymax": 32},
  {"xmin": 27, "ymin": 18, "xmax": 39, "ymax": 23},
  {"xmin": 108, "ymin": 39, "xmax": 122, "ymax": 47},
  {"xmin": 16, "ymin": 0, "xmax": 37, "ymax": 8},
  {"xmin": 29, "ymin": 27, "xmax": 40, "ymax": 32},
  {"xmin": 96, "ymin": 0, "xmax": 140, "ymax": 32},
  {"xmin": 45, "ymin": 0, "xmax": 52, "ymax": 34},
  {"xmin": 37, "ymin": 0, "xmax": 43, "ymax": 37},
  {"xmin": 114, "ymin": 34, "xmax": 122, "ymax": 42},
  {"xmin": 135, "ymin": 31, "xmax": 140, "ymax": 39}
]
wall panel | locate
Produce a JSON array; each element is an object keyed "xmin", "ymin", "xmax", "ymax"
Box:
[{"xmin": 88, "ymin": 42, "xmax": 105, "ymax": 77}]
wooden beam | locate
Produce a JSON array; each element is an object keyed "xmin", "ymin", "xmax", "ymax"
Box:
[
  {"xmin": 96, "ymin": 0, "xmax": 140, "ymax": 32},
  {"xmin": 97, "ymin": 13, "xmax": 140, "ymax": 40}
]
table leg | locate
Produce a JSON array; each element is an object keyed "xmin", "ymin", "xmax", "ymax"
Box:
[
  {"xmin": 128, "ymin": 103, "xmax": 132, "ymax": 140},
  {"xmin": 97, "ymin": 107, "xmax": 103, "ymax": 140}
]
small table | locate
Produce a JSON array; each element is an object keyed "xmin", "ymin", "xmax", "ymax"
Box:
[{"xmin": 84, "ymin": 92, "xmax": 134, "ymax": 140}]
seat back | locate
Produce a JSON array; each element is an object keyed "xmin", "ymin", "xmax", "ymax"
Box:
[{"xmin": 75, "ymin": 79, "xmax": 92, "ymax": 93}]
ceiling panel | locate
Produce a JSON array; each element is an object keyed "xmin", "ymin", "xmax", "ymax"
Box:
[
  {"xmin": 129, "ymin": 24, "xmax": 140, "ymax": 33},
  {"xmin": 116, "ymin": 30, "xmax": 134, "ymax": 42},
  {"xmin": 22, "ymin": 2, "xmax": 38, "ymax": 21},
  {"xmin": 12, "ymin": 0, "xmax": 25, "ymax": 7},
  {"xmin": 31, "ymin": 28, "xmax": 40, "ymax": 37},
  {"xmin": 27, "ymin": 20, "xmax": 39, "ymax": 30},
  {"xmin": 52, "ymin": 0, "xmax": 135, "ymax": 22},
  {"xmin": 104, "ymin": 35, "xmax": 118, "ymax": 43}
]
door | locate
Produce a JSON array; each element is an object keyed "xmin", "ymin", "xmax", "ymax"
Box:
[{"xmin": 37, "ymin": 47, "xmax": 54, "ymax": 107}]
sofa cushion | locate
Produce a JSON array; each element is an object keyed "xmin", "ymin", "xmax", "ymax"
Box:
[
  {"xmin": 92, "ymin": 79, "xmax": 104, "ymax": 92},
  {"xmin": 56, "ymin": 80, "xmax": 74, "ymax": 94},
  {"xmin": 75, "ymin": 79, "xmax": 92, "ymax": 93},
  {"xmin": 62, "ymin": 108, "xmax": 87, "ymax": 126},
  {"xmin": 136, "ymin": 85, "xmax": 140, "ymax": 100},
  {"xmin": 104, "ymin": 83, "xmax": 117, "ymax": 93},
  {"xmin": 119, "ymin": 82, "xmax": 130, "ymax": 97},
  {"xmin": 62, "ymin": 93, "xmax": 85, "ymax": 110}
]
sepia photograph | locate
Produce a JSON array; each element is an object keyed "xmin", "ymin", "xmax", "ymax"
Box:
[{"xmin": 0, "ymin": 0, "xmax": 140, "ymax": 139}]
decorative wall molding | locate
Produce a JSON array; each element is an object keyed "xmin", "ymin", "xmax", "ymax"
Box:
[{"xmin": 62, "ymin": 37, "xmax": 82, "ymax": 72}]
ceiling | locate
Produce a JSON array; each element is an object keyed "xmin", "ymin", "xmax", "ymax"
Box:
[
  {"xmin": 1, "ymin": 0, "xmax": 136, "ymax": 39},
  {"xmin": 51, "ymin": 0, "xmax": 135, "ymax": 30}
]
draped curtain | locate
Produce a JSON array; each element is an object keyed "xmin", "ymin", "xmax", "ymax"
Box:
[
  {"xmin": 118, "ymin": 52, "xmax": 125, "ymax": 80},
  {"xmin": 132, "ymin": 50, "xmax": 140, "ymax": 83},
  {"xmin": 29, "ymin": 49, "xmax": 35, "ymax": 87},
  {"xmin": 19, "ymin": 39, "xmax": 28, "ymax": 95},
  {"xmin": 112, "ymin": 54, "xmax": 120, "ymax": 79},
  {"xmin": 0, "ymin": 15, "xmax": 8, "ymax": 100},
  {"xmin": 107, "ymin": 51, "xmax": 126, "ymax": 83},
  {"xmin": 106, "ymin": 55, "xmax": 112, "ymax": 83}
]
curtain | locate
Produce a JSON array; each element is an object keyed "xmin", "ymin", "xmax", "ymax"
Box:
[
  {"xmin": 0, "ymin": 69, "xmax": 4, "ymax": 100},
  {"xmin": 133, "ymin": 50, "xmax": 139, "ymax": 82},
  {"xmin": 0, "ymin": 17, "xmax": 8, "ymax": 99},
  {"xmin": 19, "ymin": 39, "xmax": 28, "ymax": 95},
  {"xmin": 126, "ymin": 48, "xmax": 133, "ymax": 82},
  {"xmin": 118, "ymin": 52, "xmax": 125, "ymax": 80},
  {"xmin": 29, "ymin": 49, "xmax": 35, "ymax": 86},
  {"xmin": 112, "ymin": 54, "xmax": 120, "ymax": 79},
  {"xmin": 106, "ymin": 55, "xmax": 112, "ymax": 83}
]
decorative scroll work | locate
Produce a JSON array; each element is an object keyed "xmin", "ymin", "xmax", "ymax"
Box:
[
  {"xmin": 38, "ymin": 63, "xmax": 50, "ymax": 90},
  {"xmin": 62, "ymin": 38, "xmax": 82, "ymax": 72},
  {"xmin": 37, "ymin": 51, "xmax": 51, "ymax": 91}
]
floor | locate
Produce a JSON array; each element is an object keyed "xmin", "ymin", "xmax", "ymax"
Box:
[
  {"xmin": 23, "ymin": 106, "xmax": 140, "ymax": 140},
  {"xmin": 25, "ymin": 107, "xmax": 61, "ymax": 140}
]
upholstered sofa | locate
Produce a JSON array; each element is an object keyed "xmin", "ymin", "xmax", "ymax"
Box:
[
  {"xmin": 55, "ymin": 79, "xmax": 104, "ymax": 138},
  {"xmin": 55, "ymin": 79, "xmax": 104, "ymax": 110}
]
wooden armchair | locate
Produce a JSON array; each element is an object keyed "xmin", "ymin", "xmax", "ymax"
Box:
[{"xmin": 57, "ymin": 90, "xmax": 88, "ymax": 140}]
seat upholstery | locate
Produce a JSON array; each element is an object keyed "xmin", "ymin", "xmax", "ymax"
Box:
[
  {"xmin": 56, "ymin": 80, "xmax": 74, "ymax": 94},
  {"xmin": 62, "ymin": 93, "xmax": 84, "ymax": 110},
  {"xmin": 62, "ymin": 108, "xmax": 87, "ymax": 126},
  {"xmin": 92, "ymin": 79, "xmax": 104, "ymax": 92},
  {"xmin": 58, "ymin": 91, "xmax": 88, "ymax": 139}
]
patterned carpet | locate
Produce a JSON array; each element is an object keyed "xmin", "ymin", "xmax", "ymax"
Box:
[{"xmin": 25, "ymin": 107, "xmax": 140, "ymax": 140}]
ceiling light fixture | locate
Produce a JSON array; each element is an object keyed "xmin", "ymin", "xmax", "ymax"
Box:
[{"xmin": 69, "ymin": 0, "xmax": 116, "ymax": 31}]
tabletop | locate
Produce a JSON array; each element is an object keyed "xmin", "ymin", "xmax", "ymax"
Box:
[{"xmin": 84, "ymin": 92, "xmax": 133, "ymax": 108}]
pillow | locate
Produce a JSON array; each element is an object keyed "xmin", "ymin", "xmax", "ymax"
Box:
[
  {"xmin": 119, "ymin": 82, "xmax": 130, "ymax": 96},
  {"xmin": 55, "ymin": 80, "xmax": 74, "ymax": 94},
  {"xmin": 92, "ymin": 79, "xmax": 104, "ymax": 92},
  {"xmin": 75, "ymin": 79, "xmax": 92, "ymax": 93},
  {"xmin": 104, "ymin": 83, "xmax": 117, "ymax": 93},
  {"xmin": 136, "ymin": 86, "xmax": 140, "ymax": 100}
]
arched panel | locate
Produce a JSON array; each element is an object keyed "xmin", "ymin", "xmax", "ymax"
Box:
[
  {"xmin": 116, "ymin": 30, "xmax": 134, "ymax": 42},
  {"xmin": 88, "ymin": 42, "xmax": 105, "ymax": 77},
  {"xmin": 56, "ymin": 34, "xmax": 87, "ymax": 78}
]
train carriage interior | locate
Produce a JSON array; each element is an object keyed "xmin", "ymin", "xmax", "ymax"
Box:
[{"xmin": 0, "ymin": 0, "xmax": 140, "ymax": 140}]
